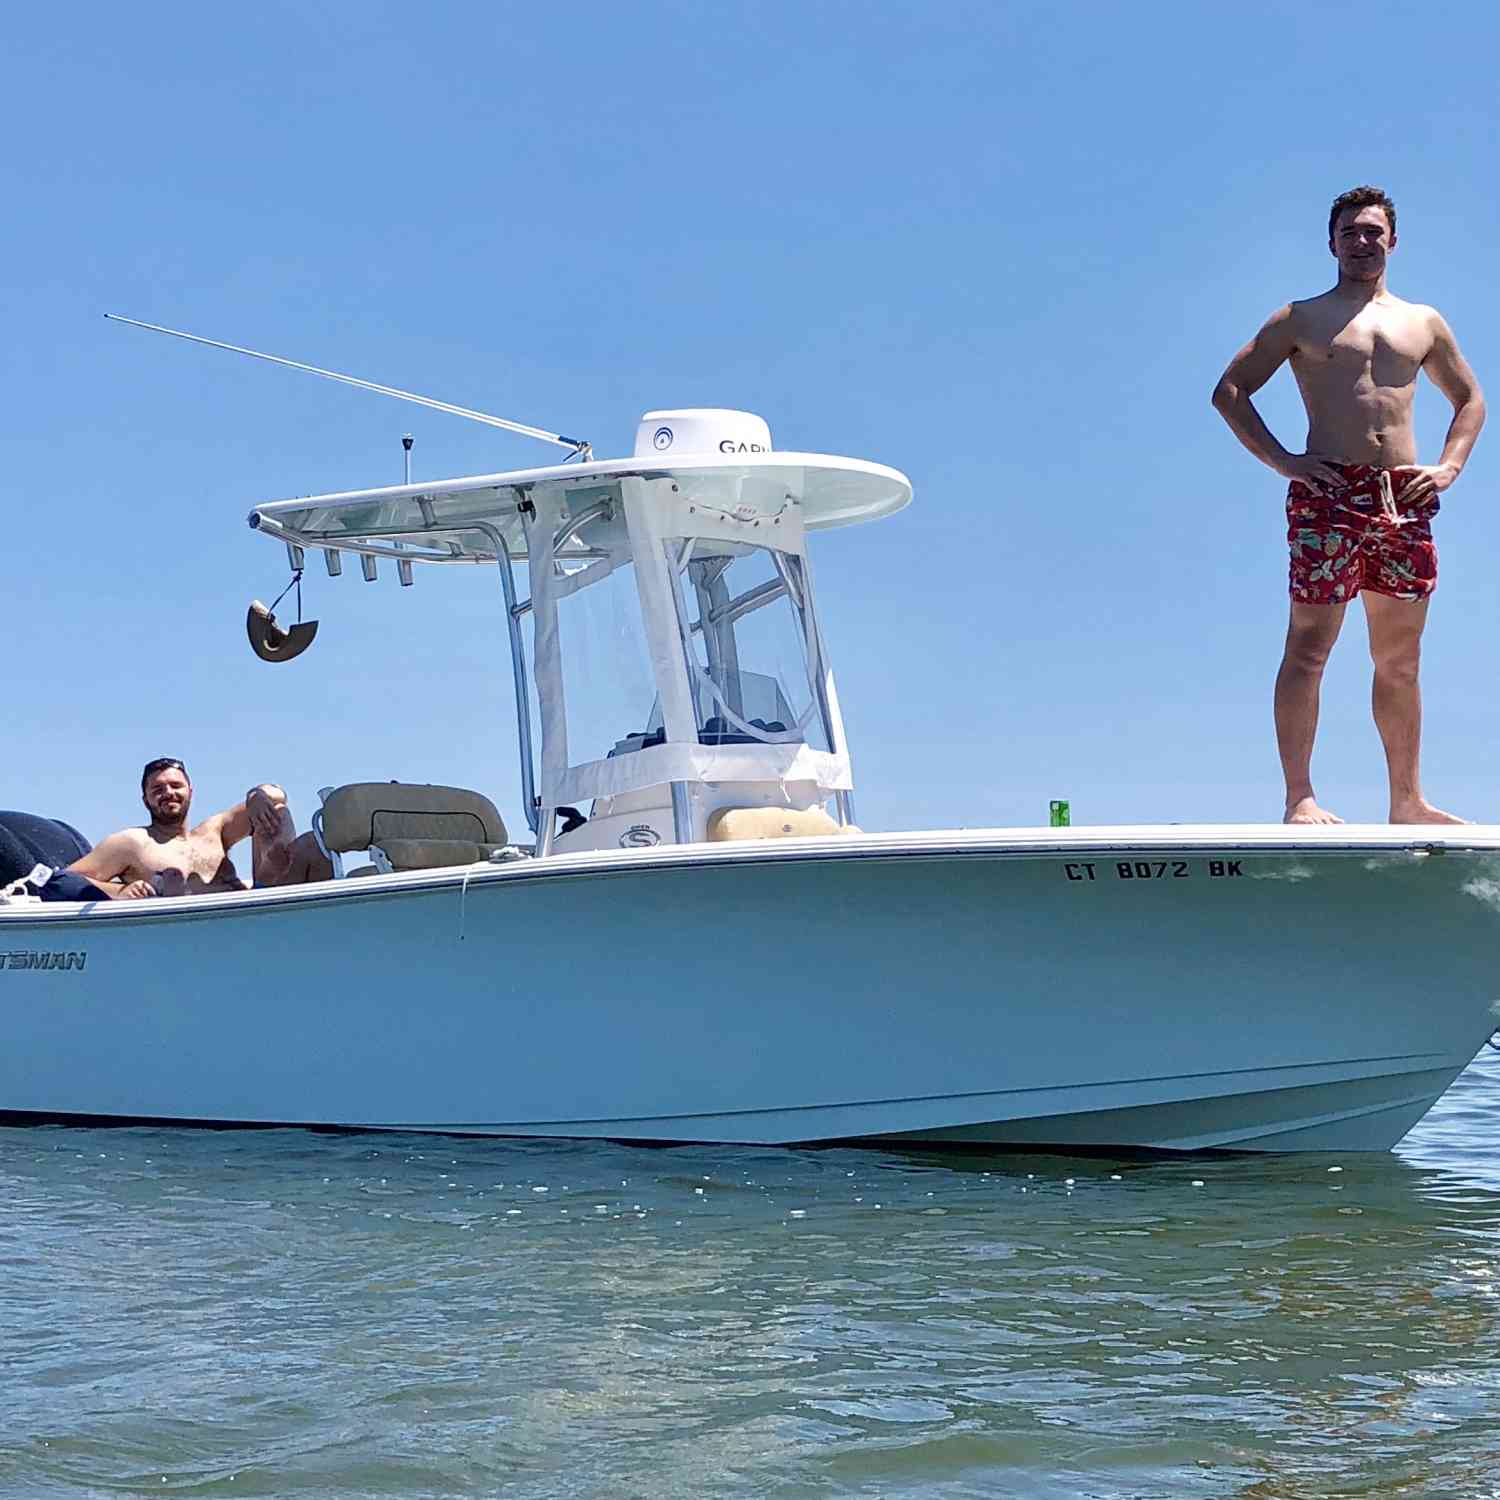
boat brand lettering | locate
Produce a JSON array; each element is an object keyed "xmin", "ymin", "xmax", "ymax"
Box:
[
  {"xmin": 719, "ymin": 440, "xmax": 769, "ymax": 453},
  {"xmin": 619, "ymin": 824, "xmax": 661, "ymax": 848},
  {"xmin": 653, "ymin": 426, "xmax": 674, "ymax": 451},
  {"xmin": 2, "ymin": 950, "xmax": 88, "ymax": 972},
  {"xmin": 1061, "ymin": 860, "xmax": 1244, "ymax": 883}
]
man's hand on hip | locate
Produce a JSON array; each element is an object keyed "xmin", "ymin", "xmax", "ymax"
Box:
[
  {"xmin": 1279, "ymin": 454, "xmax": 1346, "ymax": 493},
  {"xmin": 1395, "ymin": 463, "xmax": 1460, "ymax": 506}
]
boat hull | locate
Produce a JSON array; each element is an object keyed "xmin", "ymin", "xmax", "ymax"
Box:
[{"xmin": 3, "ymin": 829, "xmax": 1497, "ymax": 1151}]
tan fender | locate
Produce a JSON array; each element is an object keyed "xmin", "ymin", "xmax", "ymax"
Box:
[{"xmin": 706, "ymin": 807, "xmax": 861, "ymax": 842}]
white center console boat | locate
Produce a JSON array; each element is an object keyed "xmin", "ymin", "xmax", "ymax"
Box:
[{"xmin": 4, "ymin": 401, "xmax": 1498, "ymax": 1151}]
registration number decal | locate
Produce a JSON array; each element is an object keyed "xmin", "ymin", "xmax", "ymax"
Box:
[{"xmin": 1062, "ymin": 860, "xmax": 1243, "ymax": 882}]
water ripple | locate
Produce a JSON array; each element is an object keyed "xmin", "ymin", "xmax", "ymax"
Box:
[{"xmin": 2, "ymin": 1052, "xmax": 1498, "ymax": 1496}]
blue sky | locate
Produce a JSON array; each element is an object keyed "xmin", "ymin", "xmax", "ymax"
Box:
[{"xmin": 6, "ymin": 0, "xmax": 1499, "ymax": 860}]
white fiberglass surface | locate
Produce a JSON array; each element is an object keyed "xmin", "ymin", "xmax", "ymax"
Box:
[
  {"xmin": 663, "ymin": 538, "xmax": 830, "ymax": 754},
  {"xmin": 249, "ymin": 453, "xmax": 912, "ymax": 557}
]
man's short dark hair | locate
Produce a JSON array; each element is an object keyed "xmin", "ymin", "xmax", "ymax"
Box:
[
  {"xmin": 141, "ymin": 757, "xmax": 188, "ymax": 790},
  {"xmin": 1329, "ymin": 185, "xmax": 1396, "ymax": 242}
]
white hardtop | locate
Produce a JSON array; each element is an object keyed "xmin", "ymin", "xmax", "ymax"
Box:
[
  {"xmin": 250, "ymin": 450, "xmax": 911, "ymax": 562},
  {"xmin": 243, "ymin": 418, "xmax": 907, "ymax": 847}
]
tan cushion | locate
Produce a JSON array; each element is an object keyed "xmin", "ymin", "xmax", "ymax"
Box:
[
  {"xmin": 376, "ymin": 838, "xmax": 500, "ymax": 871},
  {"xmin": 320, "ymin": 783, "xmax": 507, "ymax": 853},
  {"xmin": 706, "ymin": 807, "xmax": 860, "ymax": 842}
]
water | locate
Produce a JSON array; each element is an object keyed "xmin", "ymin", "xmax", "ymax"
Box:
[{"xmin": 4, "ymin": 1052, "xmax": 1499, "ymax": 1499}]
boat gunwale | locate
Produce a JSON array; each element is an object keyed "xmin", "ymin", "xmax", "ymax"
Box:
[{"xmin": 4, "ymin": 822, "xmax": 1498, "ymax": 925}]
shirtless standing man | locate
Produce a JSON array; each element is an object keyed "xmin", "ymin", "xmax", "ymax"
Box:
[
  {"xmin": 67, "ymin": 758, "xmax": 332, "ymax": 898},
  {"xmin": 1212, "ymin": 185, "xmax": 1486, "ymax": 825}
]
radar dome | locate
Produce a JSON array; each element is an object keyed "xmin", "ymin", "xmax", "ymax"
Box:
[{"xmin": 634, "ymin": 409, "xmax": 772, "ymax": 459}]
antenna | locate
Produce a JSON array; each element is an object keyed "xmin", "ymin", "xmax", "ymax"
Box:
[
  {"xmin": 104, "ymin": 313, "xmax": 593, "ymax": 460},
  {"xmin": 402, "ymin": 433, "xmax": 414, "ymax": 485}
]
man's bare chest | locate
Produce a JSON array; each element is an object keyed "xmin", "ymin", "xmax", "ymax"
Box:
[
  {"xmin": 132, "ymin": 828, "xmax": 230, "ymax": 880},
  {"xmin": 1293, "ymin": 311, "xmax": 1429, "ymax": 388}
]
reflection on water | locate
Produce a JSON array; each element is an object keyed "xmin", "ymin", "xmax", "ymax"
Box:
[{"xmin": 2, "ymin": 1051, "xmax": 1498, "ymax": 1498}]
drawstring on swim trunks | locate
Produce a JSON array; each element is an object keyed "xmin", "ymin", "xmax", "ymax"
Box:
[
  {"xmin": 1333, "ymin": 470, "xmax": 1408, "ymax": 529},
  {"xmin": 1378, "ymin": 470, "xmax": 1406, "ymax": 527}
]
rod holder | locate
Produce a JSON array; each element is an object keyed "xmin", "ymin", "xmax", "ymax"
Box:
[
  {"xmin": 361, "ymin": 554, "xmax": 378, "ymax": 582},
  {"xmin": 323, "ymin": 548, "xmax": 343, "ymax": 577}
]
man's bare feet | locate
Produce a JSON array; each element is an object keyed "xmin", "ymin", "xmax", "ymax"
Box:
[
  {"xmin": 1390, "ymin": 800, "xmax": 1469, "ymax": 825},
  {"xmin": 1285, "ymin": 796, "xmax": 1344, "ymax": 825}
]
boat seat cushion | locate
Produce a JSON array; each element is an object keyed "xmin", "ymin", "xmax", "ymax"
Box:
[
  {"xmin": 375, "ymin": 838, "xmax": 504, "ymax": 871},
  {"xmin": 706, "ymin": 807, "xmax": 860, "ymax": 842},
  {"xmin": 320, "ymin": 782, "xmax": 507, "ymax": 854}
]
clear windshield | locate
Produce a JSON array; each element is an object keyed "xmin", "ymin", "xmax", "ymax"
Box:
[
  {"xmin": 547, "ymin": 529, "xmax": 831, "ymax": 769},
  {"xmin": 552, "ymin": 554, "xmax": 659, "ymax": 769},
  {"xmin": 661, "ymin": 539, "xmax": 830, "ymax": 753}
]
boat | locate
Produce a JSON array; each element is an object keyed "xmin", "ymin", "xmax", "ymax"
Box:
[{"xmin": 4, "ymin": 366, "xmax": 1498, "ymax": 1150}]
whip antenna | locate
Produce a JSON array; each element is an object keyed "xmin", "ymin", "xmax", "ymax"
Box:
[{"xmin": 104, "ymin": 313, "xmax": 592, "ymax": 460}]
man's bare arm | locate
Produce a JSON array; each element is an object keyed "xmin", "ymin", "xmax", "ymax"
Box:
[
  {"xmin": 216, "ymin": 801, "xmax": 253, "ymax": 851},
  {"xmin": 1212, "ymin": 305, "xmax": 1344, "ymax": 491},
  {"xmin": 66, "ymin": 832, "xmax": 154, "ymax": 899},
  {"xmin": 1424, "ymin": 309, "xmax": 1486, "ymax": 476},
  {"xmin": 218, "ymin": 785, "xmax": 292, "ymax": 850},
  {"xmin": 1392, "ymin": 310, "xmax": 1488, "ymax": 509}
]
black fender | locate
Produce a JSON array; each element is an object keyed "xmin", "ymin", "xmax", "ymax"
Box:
[{"xmin": 0, "ymin": 811, "xmax": 92, "ymax": 887}]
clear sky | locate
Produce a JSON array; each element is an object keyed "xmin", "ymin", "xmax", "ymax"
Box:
[{"xmin": 6, "ymin": 0, "xmax": 1499, "ymax": 864}]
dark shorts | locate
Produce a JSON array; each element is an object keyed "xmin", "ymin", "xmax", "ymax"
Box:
[
  {"xmin": 1287, "ymin": 464, "xmax": 1438, "ymax": 605},
  {"xmin": 35, "ymin": 870, "xmax": 113, "ymax": 902}
]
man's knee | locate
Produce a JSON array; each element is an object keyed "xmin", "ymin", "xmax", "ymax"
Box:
[
  {"xmin": 1371, "ymin": 633, "xmax": 1422, "ymax": 683},
  {"xmin": 1282, "ymin": 623, "xmax": 1338, "ymax": 675}
]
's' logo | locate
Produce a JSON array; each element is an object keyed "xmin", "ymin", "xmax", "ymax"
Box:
[{"xmin": 619, "ymin": 824, "xmax": 661, "ymax": 848}]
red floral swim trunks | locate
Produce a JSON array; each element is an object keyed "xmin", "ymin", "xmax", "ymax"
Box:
[{"xmin": 1286, "ymin": 464, "xmax": 1439, "ymax": 604}]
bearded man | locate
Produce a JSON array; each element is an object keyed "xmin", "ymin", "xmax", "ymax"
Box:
[{"xmin": 66, "ymin": 758, "xmax": 331, "ymax": 898}]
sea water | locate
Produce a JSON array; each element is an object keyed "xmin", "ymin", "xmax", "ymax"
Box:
[{"xmin": 3, "ymin": 1049, "xmax": 1498, "ymax": 1499}]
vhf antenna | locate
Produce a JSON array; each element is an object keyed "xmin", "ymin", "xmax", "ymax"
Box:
[{"xmin": 104, "ymin": 313, "xmax": 593, "ymax": 461}]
